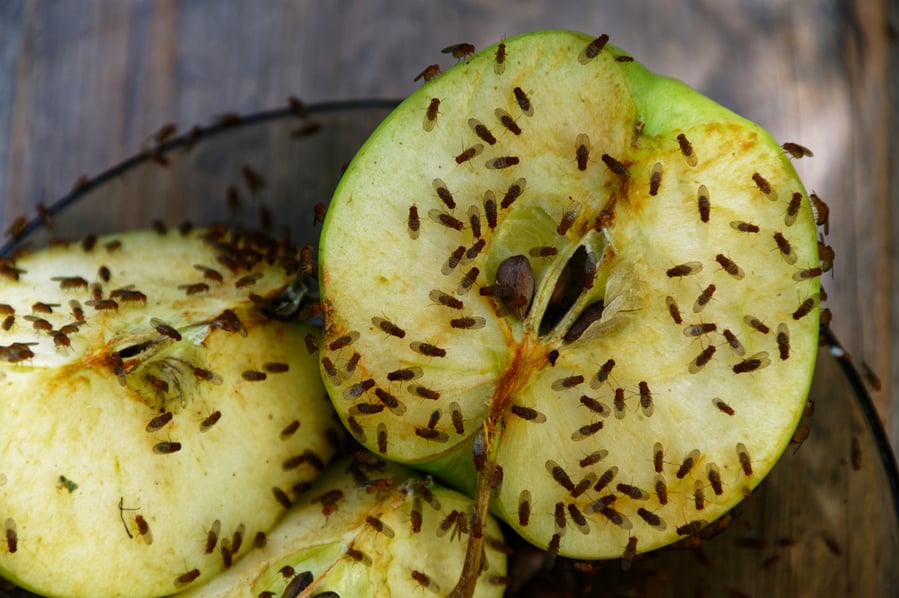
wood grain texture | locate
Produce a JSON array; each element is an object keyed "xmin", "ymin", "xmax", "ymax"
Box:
[{"xmin": 0, "ymin": 0, "xmax": 894, "ymax": 454}]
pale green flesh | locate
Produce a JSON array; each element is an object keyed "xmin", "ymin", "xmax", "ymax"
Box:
[
  {"xmin": 0, "ymin": 229, "xmax": 339, "ymax": 597},
  {"xmin": 320, "ymin": 30, "xmax": 820, "ymax": 560},
  {"xmin": 176, "ymin": 456, "xmax": 507, "ymax": 597}
]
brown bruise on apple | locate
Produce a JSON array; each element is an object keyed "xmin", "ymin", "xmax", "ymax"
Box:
[
  {"xmin": 175, "ymin": 454, "xmax": 508, "ymax": 598},
  {"xmin": 319, "ymin": 30, "xmax": 820, "ymax": 590},
  {"xmin": 0, "ymin": 228, "xmax": 341, "ymax": 598}
]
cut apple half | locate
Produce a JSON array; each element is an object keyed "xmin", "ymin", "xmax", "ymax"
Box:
[
  {"xmin": 319, "ymin": 29, "xmax": 821, "ymax": 594},
  {"xmin": 0, "ymin": 227, "xmax": 340, "ymax": 598}
]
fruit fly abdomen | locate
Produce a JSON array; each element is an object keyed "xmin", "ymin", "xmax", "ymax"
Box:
[{"xmin": 579, "ymin": 33, "xmax": 609, "ymax": 63}]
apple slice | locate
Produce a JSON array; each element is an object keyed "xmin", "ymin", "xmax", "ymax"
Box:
[
  {"xmin": 176, "ymin": 453, "xmax": 508, "ymax": 597},
  {"xmin": 0, "ymin": 227, "xmax": 341, "ymax": 597},
  {"xmin": 318, "ymin": 29, "xmax": 821, "ymax": 593}
]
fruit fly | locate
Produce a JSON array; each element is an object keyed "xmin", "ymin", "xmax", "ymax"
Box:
[
  {"xmin": 578, "ymin": 33, "xmax": 609, "ymax": 64},
  {"xmin": 486, "ymin": 155, "xmax": 520, "ymax": 169},
  {"xmin": 676, "ymin": 449, "xmax": 701, "ymax": 479},
  {"xmin": 414, "ymin": 64, "xmax": 440, "ymax": 83},
  {"xmin": 423, "ymin": 98, "xmax": 440, "ymax": 132},
  {"xmin": 468, "ymin": 118, "xmax": 497, "ymax": 145},
  {"xmin": 688, "ymin": 345, "xmax": 716, "ymax": 374},
  {"xmin": 773, "ymin": 232, "xmax": 798, "ymax": 264},
  {"xmin": 494, "ymin": 107, "xmax": 522, "ymax": 135},
  {"xmin": 776, "ymin": 323, "xmax": 790, "ymax": 360},
  {"xmin": 736, "ymin": 442, "xmax": 753, "ymax": 475},
  {"xmin": 713, "ymin": 398, "xmax": 735, "ymax": 415},
  {"xmin": 697, "ymin": 185, "xmax": 710, "ymax": 222},
  {"xmin": 575, "ymin": 133, "xmax": 591, "ymax": 171},
  {"xmin": 693, "ymin": 283, "xmax": 716, "ymax": 312},
  {"xmin": 782, "ymin": 141, "xmax": 814, "ymax": 158},
  {"xmin": 677, "ymin": 133, "xmax": 698, "ymax": 166},
  {"xmin": 372, "ymin": 316, "xmax": 406, "ymax": 338},
  {"xmin": 442, "ymin": 42, "xmax": 475, "ymax": 60},
  {"xmin": 666, "ymin": 296, "xmax": 683, "ymax": 324},
  {"xmin": 730, "ymin": 220, "xmax": 760, "ymax": 233},
  {"xmin": 715, "ymin": 253, "xmax": 744, "ymax": 279},
  {"xmin": 744, "ymin": 315, "xmax": 770, "ymax": 334},
  {"xmin": 572, "ymin": 420, "xmax": 604, "ymax": 440},
  {"xmin": 455, "ymin": 144, "xmax": 483, "ymax": 164},
  {"xmin": 494, "ymin": 39, "xmax": 506, "ymax": 74},
  {"xmin": 513, "ymin": 86, "xmax": 534, "ymax": 116},
  {"xmin": 407, "ymin": 204, "xmax": 420, "ymax": 239},
  {"xmin": 733, "ymin": 352, "xmax": 770, "ymax": 374},
  {"xmin": 752, "ymin": 172, "xmax": 777, "ymax": 201},
  {"xmin": 601, "ymin": 153, "xmax": 627, "ymax": 175},
  {"xmin": 649, "ymin": 162, "xmax": 663, "ymax": 195},
  {"xmin": 666, "ymin": 261, "xmax": 702, "ymax": 278},
  {"xmin": 785, "ymin": 192, "xmax": 802, "ymax": 226},
  {"xmin": 501, "ymin": 178, "xmax": 526, "ymax": 209},
  {"xmin": 792, "ymin": 295, "xmax": 817, "ymax": 320},
  {"xmin": 809, "ymin": 192, "xmax": 830, "ymax": 233}
]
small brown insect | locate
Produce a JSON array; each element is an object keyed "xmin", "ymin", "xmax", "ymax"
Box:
[
  {"xmin": 487, "ymin": 155, "xmax": 520, "ymax": 169},
  {"xmin": 328, "ymin": 331, "xmax": 359, "ymax": 352},
  {"xmin": 666, "ymin": 261, "xmax": 702, "ymax": 278},
  {"xmin": 782, "ymin": 141, "xmax": 813, "ymax": 159},
  {"xmin": 557, "ymin": 201, "xmax": 581, "ymax": 236},
  {"xmin": 153, "ymin": 441, "xmax": 182, "ymax": 454},
  {"xmin": 191, "ymin": 366, "xmax": 223, "ymax": 385},
  {"xmin": 601, "ymin": 153, "xmax": 627, "ymax": 176},
  {"xmin": 53, "ymin": 276, "xmax": 89, "ymax": 291},
  {"xmin": 431, "ymin": 178, "xmax": 456, "ymax": 209},
  {"xmin": 579, "ymin": 33, "xmax": 609, "ymax": 63},
  {"xmin": 343, "ymin": 378, "xmax": 375, "ymax": 400},
  {"xmin": 736, "ymin": 442, "xmax": 753, "ymax": 475},
  {"xmin": 513, "ymin": 86, "xmax": 534, "ymax": 116},
  {"xmin": 174, "ymin": 568, "xmax": 201, "ymax": 587},
  {"xmin": 467, "ymin": 117, "xmax": 496, "ymax": 145},
  {"xmin": 574, "ymin": 133, "xmax": 591, "ymax": 171},
  {"xmin": 372, "ymin": 316, "xmax": 406, "ymax": 339},
  {"xmin": 494, "ymin": 39, "xmax": 506, "ymax": 74},
  {"xmin": 775, "ymin": 323, "xmax": 790, "ymax": 360},
  {"xmin": 773, "ymin": 232, "xmax": 798, "ymax": 264},
  {"xmin": 482, "ymin": 191, "xmax": 499, "ymax": 230},
  {"xmin": 733, "ymin": 351, "xmax": 770, "ymax": 374},
  {"xmin": 546, "ymin": 460, "xmax": 575, "ymax": 492},
  {"xmin": 790, "ymin": 424, "xmax": 810, "ymax": 453},
  {"xmin": 715, "ymin": 253, "xmax": 744, "ymax": 279},
  {"xmin": 429, "ymin": 209, "xmax": 465, "ymax": 231},
  {"xmin": 407, "ymin": 204, "xmax": 420, "ymax": 239},
  {"xmin": 752, "ymin": 172, "xmax": 777, "ymax": 201},
  {"xmin": 688, "ymin": 345, "xmax": 716, "ymax": 374},
  {"xmin": 411, "ymin": 570, "xmax": 440, "ymax": 593},
  {"xmin": 594, "ymin": 466, "xmax": 618, "ymax": 492},
  {"xmin": 792, "ymin": 295, "xmax": 817, "ymax": 320},
  {"xmin": 692, "ymin": 284, "xmax": 716, "ymax": 313},
  {"xmin": 455, "ymin": 144, "xmax": 484, "ymax": 164},
  {"xmin": 655, "ymin": 476, "xmax": 669, "ymax": 505},
  {"xmin": 178, "ymin": 282, "xmax": 209, "ymax": 295},
  {"xmin": 500, "ymin": 178, "xmax": 527, "ymax": 209},
  {"xmin": 793, "ymin": 266, "xmax": 823, "ymax": 281},
  {"xmin": 810, "ymin": 192, "xmax": 830, "ymax": 233},
  {"xmin": 676, "ymin": 449, "xmax": 701, "ymax": 479},
  {"xmin": 241, "ymin": 370, "xmax": 267, "ymax": 382},
  {"xmin": 637, "ymin": 507, "xmax": 663, "ymax": 528},
  {"xmin": 200, "ymin": 411, "xmax": 222, "ymax": 431},
  {"xmin": 146, "ymin": 412, "xmax": 173, "ymax": 432},
  {"xmin": 617, "ymin": 483, "xmax": 649, "ymax": 500},
  {"xmin": 423, "ymin": 98, "xmax": 440, "ymax": 131},
  {"xmin": 730, "ymin": 220, "xmax": 760, "ymax": 234},
  {"xmin": 449, "ymin": 315, "xmax": 486, "ymax": 330},
  {"xmin": 1, "ymin": 315, "xmax": 13, "ymax": 331},
  {"xmin": 409, "ymin": 385, "xmax": 440, "ymax": 401},
  {"xmin": 676, "ymin": 133, "xmax": 698, "ymax": 166},
  {"xmin": 414, "ymin": 63, "xmax": 441, "ymax": 82},
  {"xmin": 442, "ymin": 42, "xmax": 475, "ymax": 60},
  {"xmin": 572, "ymin": 420, "xmax": 604, "ymax": 440},
  {"xmin": 664, "ymin": 295, "xmax": 683, "ymax": 324},
  {"xmin": 386, "ymin": 367, "xmax": 423, "ymax": 383},
  {"xmin": 134, "ymin": 514, "xmax": 151, "ymax": 542},
  {"xmin": 25, "ymin": 316, "xmax": 52, "ymax": 332},
  {"xmin": 494, "ymin": 107, "xmax": 522, "ymax": 135},
  {"xmin": 683, "ymin": 323, "xmax": 717, "ymax": 337},
  {"xmin": 579, "ymin": 450, "xmax": 607, "ymax": 469},
  {"xmin": 449, "ymin": 402, "xmax": 465, "ymax": 434},
  {"xmin": 511, "ymin": 404, "xmax": 547, "ymax": 423},
  {"xmin": 693, "ymin": 480, "xmax": 706, "ymax": 510},
  {"xmin": 712, "ymin": 398, "xmax": 735, "ymax": 416},
  {"xmin": 744, "ymin": 315, "xmax": 770, "ymax": 334},
  {"xmin": 645, "ymin": 163, "xmax": 664, "ymax": 198},
  {"xmin": 5, "ymin": 518, "xmax": 17, "ymax": 553},
  {"xmin": 695, "ymin": 185, "xmax": 711, "ymax": 222},
  {"xmin": 676, "ymin": 520, "xmax": 705, "ymax": 536},
  {"xmin": 785, "ymin": 192, "xmax": 802, "ymax": 226},
  {"xmin": 638, "ymin": 381, "xmax": 653, "ymax": 416},
  {"xmin": 377, "ymin": 422, "xmax": 388, "ymax": 453}
]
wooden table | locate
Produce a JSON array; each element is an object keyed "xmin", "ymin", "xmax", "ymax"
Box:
[{"xmin": 0, "ymin": 0, "xmax": 896, "ymax": 456}]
